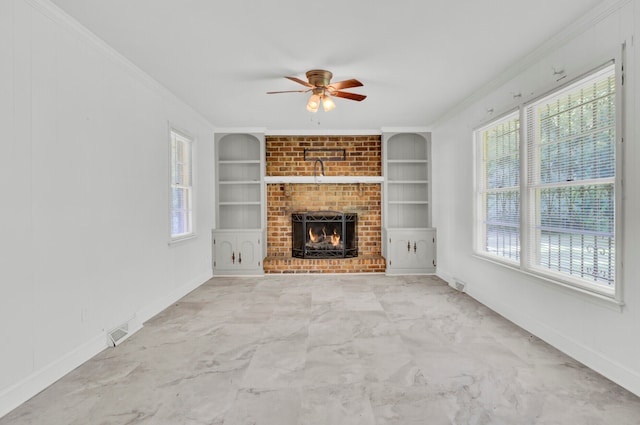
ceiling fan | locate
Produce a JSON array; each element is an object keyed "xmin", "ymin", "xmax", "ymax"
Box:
[{"xmin": 267, "ymin": 69, "xmax": 366, "ymax": 112}]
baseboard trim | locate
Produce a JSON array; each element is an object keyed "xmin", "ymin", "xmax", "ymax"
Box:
[
  {"xmin": 0, "ymin": 332, "xmax": 108, "ymax": 418},
  {"xmin": 464, "ymin": 284, "xmax": 640, "ymax": 397},
  {"xmin": 136, "ymin": 271, "xmax": 213, "ymax": 324},
  {"xmin": 0, "ymin": 271, "xmax": 213, "ymax": 419}
]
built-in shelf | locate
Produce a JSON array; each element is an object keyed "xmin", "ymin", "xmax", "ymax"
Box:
[
  {"xmin": 215, "ymin": 132, "xmax": 264, "ymax": 231},
  {"xmin": 383, "ymin": 131, "xmax": 435, "ymax": 275},
  {"xmin": 264, "ymin": 176, "xmax": 384, "ymax": 184}
]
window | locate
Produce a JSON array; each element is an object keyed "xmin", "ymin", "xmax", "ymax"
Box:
[
  {"xmin": 526, "ymin": 64, "xmax": 616, "ymax": 290},
  {"xmin": 170, "ymin": 129, "xmax": 193, "ymax": 239},
  {"xmin": 475, "ymin": 112, "xmax": 520, "ymax": 262},
  {"xmin": 474, "ymin": 63, "xmax": 619, "ymax": 297}
]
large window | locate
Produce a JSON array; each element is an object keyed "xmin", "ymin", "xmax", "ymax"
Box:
[
  {"xmin": 170, "ymin": 129, "xmax": 194, "ymax": 239},
  {"xmin": 474, "ymin": 63, "xmax": 619, "ymax": 297}
]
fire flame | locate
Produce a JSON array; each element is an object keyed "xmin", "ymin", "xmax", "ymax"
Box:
[
  {"xmin": 330, "ymin": 228, "xmax": 341, "ymax": 247},
  {"xmin": 309, "ymin": 226, "xmax": 321, "ymax": 243},
  {"xmin": 309, "ymin": 226, "xmax": 341, "ymax": 247}
]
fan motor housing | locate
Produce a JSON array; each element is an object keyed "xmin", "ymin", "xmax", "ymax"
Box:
[{"xmin": 306, "ymin": 69, "xmax": 333, "ymax": 87}]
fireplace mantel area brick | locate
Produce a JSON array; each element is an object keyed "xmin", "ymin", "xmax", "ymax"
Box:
[{"xmin": 264, "ymin": 135, "xmax": 385, "ymax": 273}]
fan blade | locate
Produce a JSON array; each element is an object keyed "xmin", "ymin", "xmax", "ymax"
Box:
[
  {"xmin": 328, "ymin": 79, "xmax": 363, "ymax": 90},
  {"xmin": 285, "ymin": 76, "xmax": 315, "ymax": 88},
  {"xmin": 332, "ymin": 91, "xmax": 367, "ymax": 101},
  {"xmin": 266, "ymin": 89, "xmax": 311, "ymax": 94}
]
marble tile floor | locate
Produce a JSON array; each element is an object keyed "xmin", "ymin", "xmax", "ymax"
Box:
[{"xmin": 3, "ymin": 274, "xmax": 640, "ymax": 425}]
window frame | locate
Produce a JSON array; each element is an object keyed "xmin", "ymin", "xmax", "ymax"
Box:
[
  {"xmin": 473, "ymin": 110, "xmax": 521, "ymax": 266},
  {"xmin": 472, "ymin": 60, "xmax": 623, "ymax": 303},
  {"xmin": 169, "ymin": 127, "xmax": 195, "ymax": 242}
]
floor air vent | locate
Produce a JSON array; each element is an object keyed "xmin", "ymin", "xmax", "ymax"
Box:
[
  {"xmin": 453, "ymin": 280, "xmax": 466, "ymax": 292},
  {"xmin": 108, "ymin": 323, "xmax": 129, "ymax": 347}
]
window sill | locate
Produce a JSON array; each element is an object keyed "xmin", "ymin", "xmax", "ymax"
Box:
[
  {"xmin": 169, "ymin": 233, "xmax": 197, "ymax": 245},
  {"xmin": 472, "ymin": 252, "xmax": 623, "ymax": 312}
]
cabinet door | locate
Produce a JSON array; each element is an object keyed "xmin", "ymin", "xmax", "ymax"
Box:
[
  {"xmin": 213, "ymin": 230, "xmax": 263, "ymax": 274},
  {"xmin": 388, "ymin": 233, "xmax": 414, "ymax": 270},
  {"xmin": 236, "ymin": 236, "xmax": 259, "ymax": 270},
  {"xmin": 214, "ymin": 236, "xmax": 235, "ymax": 270},
  {"xmin": 385, "ymin": 229, "xmax": 436, "ymax": 274},
  {"xmin": 413, "ymin": 236, "xmax": 436, "ymax": 271}
]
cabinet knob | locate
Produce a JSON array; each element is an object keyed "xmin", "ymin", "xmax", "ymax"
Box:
[
  {"xmin": 238, "ymin": 252, "xmax": 242, "ymax": 264},
  {"xmin": 414, "ymin": 242, "xmax": 417, "ymax": 253},
  {"xmin": 407, "ymin": 241, "xmax": 411, "ymax": 252},
  {"xmin": 232, "ymin": 251, "xmax": 235, "ymax": 264}
]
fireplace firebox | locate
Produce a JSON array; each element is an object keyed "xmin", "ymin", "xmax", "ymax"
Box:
[{"xmin": 291, "ymin": 211, "xmax": 357, "ymax": 259}]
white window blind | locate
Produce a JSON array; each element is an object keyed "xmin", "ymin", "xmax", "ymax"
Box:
[
  {"xmin": 170, "ymin": 130, "xmax": 193, "ymax": 238},
  {"xmin": 476, "ymin": 112, "xmax": 520, "ymax": 261},
  {"xmin": 526, "ymin": 64, "xmax": 616, "ymax": 288}
]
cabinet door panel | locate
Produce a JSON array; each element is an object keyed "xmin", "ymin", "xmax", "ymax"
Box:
[
  {"xmin": 414, "ymin": 239, "xmax": 432, "ymax": 268},
  {"xmin": 389, "ymin": 234, "xmax": 413, "ymax": 269},
  {"xmin": 214, "ymin": 238, "xmax": 235, "ymax": 269},
  {"xmin": 238, "ymin": 238, "xmax": 257, "ymax": 269}
]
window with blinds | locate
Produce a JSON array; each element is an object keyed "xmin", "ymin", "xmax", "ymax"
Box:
[
  {"xmin": 170, "ymin": 130, "xmax": 194, "ymax": 239},
  {"xmin": 526, "ymin": 64, "xmax": 616, "ymax": 288},
  {"xmin": 473, "ymin": 62, "xmax": 619, "ymax": 297},
  {"xmin": 475, "ymin": 113, "xmax": 520, "ymax": 261}
]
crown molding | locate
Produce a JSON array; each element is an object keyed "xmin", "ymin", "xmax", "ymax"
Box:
[
  {"xmin": 431, "ymin": 0, "xmax": 632, "ymax": 129},
  {"xmin": 213, "ymin": 127, "xmax": 268, "ymax": 135},
  {"xmin": 380, "ymin": 126, "xmax": 431, "ymax": 134}
]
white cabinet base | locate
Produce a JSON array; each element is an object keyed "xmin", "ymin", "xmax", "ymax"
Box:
[
  {"xmin": 383, "ymin": 228, "xmax": 436, "ymax": 275},
  {"xmin": 213, "ymin": 229, "xmax": 264, "ymax": 275}
]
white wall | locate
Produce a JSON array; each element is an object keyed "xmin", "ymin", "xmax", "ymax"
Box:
[
  {"xmin": 432, "ymin": 0, "xmax": 640, "ymax": 395},
  {"xmin": 0, "ymin": 0, "xmax": 215, "ymax": 415}
]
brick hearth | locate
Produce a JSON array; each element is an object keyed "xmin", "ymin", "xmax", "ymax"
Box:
[{"xmin": 264, "ymin": 135, "xmax": 385, "ymax": 273}]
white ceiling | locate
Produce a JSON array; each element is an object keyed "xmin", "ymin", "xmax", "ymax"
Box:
[{"xmin": 49, "ymin": 0, "xmax": 604, "ymax": 131}]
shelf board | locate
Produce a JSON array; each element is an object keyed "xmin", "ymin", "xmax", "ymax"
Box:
[{"xmin": 387, "ymin": 180, "xmax": 429, "ymax": 184}]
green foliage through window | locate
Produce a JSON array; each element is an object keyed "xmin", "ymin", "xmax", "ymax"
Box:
[{"xmin": 475, "ymin": 63, "xmax": 617, "ymax": 292}]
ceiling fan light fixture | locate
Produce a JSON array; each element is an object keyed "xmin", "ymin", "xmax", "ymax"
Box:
[
  {"xmin": 268, "ymin": 69, "xmax": 365, "ymax": 112},
  {"xmin": 321, "ymin": 95, "xmax": 336, "ymax": 112},
  {"xmin": 306, "ymin": 94, "xmax": 320, "ymax": 113}
]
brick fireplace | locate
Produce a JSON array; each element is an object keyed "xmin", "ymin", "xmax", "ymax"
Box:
[{"xmin": 263, "ymin": 135, "xmax": 385, "ymax": 273}]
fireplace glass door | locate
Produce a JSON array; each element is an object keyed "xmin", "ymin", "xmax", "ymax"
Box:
[{"xmin": 292, "ymin": 212, "xmax": 357, "ymax": 259}]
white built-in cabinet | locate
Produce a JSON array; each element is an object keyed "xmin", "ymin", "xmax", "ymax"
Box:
[
  {"xmin": 212, "ymin": 131, "xmax": 265, "ymax": 275},
  {"xmin": 382, "ymin": 228, "xmax": 437, "ymax": 274},
  {"xmin": 382, "ymin": 131, "xmax": 437, "ymax": 274},
  {"xmin": 213, "ymin": 229, "xmax": 262, "ymax": 273}
]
